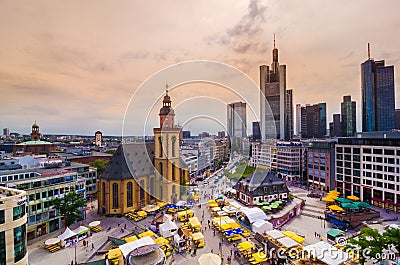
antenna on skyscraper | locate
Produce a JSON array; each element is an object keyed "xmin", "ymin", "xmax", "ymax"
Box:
[
  {"xmin": 368, "ymin": 43, "xmax": 370, "ymax": 60},
  {"xmin": 274, "ymin": 33, "xmax": 276, "ymax": 49}
]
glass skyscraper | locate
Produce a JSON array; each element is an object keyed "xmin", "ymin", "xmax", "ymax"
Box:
[
  {"xmin": 361, "ymin": 58, "xmax": 395, "ymax": 132},
  {"xmin": 341, "ymin": 95, "xmax": 356, "ymax": 137}
]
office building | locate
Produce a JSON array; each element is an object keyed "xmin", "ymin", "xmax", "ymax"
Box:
[
  {"xmin": 251, "ymin": 141, "xmax": 305, "ymax": 182},
  {"xmin": 300, "ymin": 103, "xmax": 327, "ymax": 138},
  {"xmin": 395, "ymin": 109, "xmax": 400, "ymax": 129},
  {"xmin": 285, "ymin": 89, "xmax": 294, "ymax": 140},
  {"xmin": 227, "ymin": 102, "xmax": 247, "ymax": 139},
  {"xmin": 260, "ymin": 36, "xmax": 290, "ymax": 140},
  {"xmin": 331, "ymin": 114, "xmax": 342, "ymax": 137},
  {"xmin": 0, "ymin": 186, "xmax": 28, "ymax": 265},
  {"xmin": 335, "ymin": 133, "xmax": 400, "ymax": 212},
  {"xmin": 341, "ymin": 95, "xmax": 356, "ymax": 137},
  {"xmin": 296, "ymin": 104, "xmax": 301, "ymax": 136},
  {"xmin": 361, "ymin": 45, "xmax": 395, "ymax": 132},
  {"xmin": 304, "ymin": 140, "xmax": 336, "ymax": 191},
  {"xmin": 0, "ymin": 165, "xmax": 87, "ymax": 240},
  {"xmin": 252, "ymin": 121, "xmax": 261, "ymax": 141},
  {"xmin": 2, "ymin": 128, "xmax": 9, "ymax": 138}
]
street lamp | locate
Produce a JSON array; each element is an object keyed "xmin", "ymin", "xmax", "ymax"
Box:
[{"xmin": 74, "ymin": 239, "xmax": 77, "ymax": 265}]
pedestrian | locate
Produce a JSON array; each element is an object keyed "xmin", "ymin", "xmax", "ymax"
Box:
[
  {"xmin": 118, "ymin": 222, "xmax": 120, "ymax": 227},
  {"xmin": 83, "ymin": 240, "xmax": 86, "ymax": 247},
  {"xmin": 124, "ymin": 223, "xmax": 126, "ymax": 229},
  {"xmin": 86, "ymin": 248, "xmax": 88, "ymax": 255},
  {"xmin": 211, "ymin": 249, "xmax": 214, "ymax": 253},
  {"xmin": 91, "ymin": 243, "xmax": 94, "ymax": 251}
]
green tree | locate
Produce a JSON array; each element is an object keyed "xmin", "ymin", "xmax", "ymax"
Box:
[
  {"xmin": 89, "ymin": 159, "xmax": 109, "ymax": 176},
  {"xmin": 382, "ymin": 228, "xmax": 400, "ymax": 254},
  {"xmin": 105, "ymin": 149, "xmax": 116, "ymax": 155},
  {"xmin": 51, "ymin": 192, "xmax": 87, "ymax": 227},
  {"xmin": 346, "ymin": 227, "xmax": 385, "ymax": 265}
]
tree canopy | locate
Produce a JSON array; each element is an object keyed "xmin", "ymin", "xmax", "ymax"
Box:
[
  {"xmin": 346, "ymin": 227, "xmax": 399, "ymax": 265},
  {"xmin": 89, "ymin": 159, "xmax": 109, "ymax": 176},
  {"xmin": 51, "ymin": 191, "xmax": 87, "ymax": 227}
]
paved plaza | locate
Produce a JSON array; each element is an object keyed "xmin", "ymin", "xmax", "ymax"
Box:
[{"xmin": 27, "ymin": 174, "xmax": 400, "ymax": 265}]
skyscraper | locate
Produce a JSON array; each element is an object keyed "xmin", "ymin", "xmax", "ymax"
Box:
[
  {"xmin": 341, "ymin": 95, "xmax": 356, "ymax": 137},
  {"xmin": 286, "ymin": 89, "xmax": 294, "ymax": 139},
  {"xmin": 331, "ymin": 113, "xmax": 342, "ymax": 137},
  {"xmin": 361, "ymin": 44, "xmax": 395, "ymax": 132},
  {"xmin": 227, "ymin": 102, "xmax": 247, "ymax": 139},
  {"xmin": 260, "ymin": 36, "xmax": 289, "ymax": 140},
  {"xmin": 296, "ymin": 103, "xmax": 301, "ymax": 136},
  {"xmin": 300, "ymin": 103, "xmax": 327, "ymax": 138}
]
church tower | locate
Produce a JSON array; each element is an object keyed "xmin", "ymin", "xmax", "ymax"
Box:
[
  {"xmin": 154, "ymin": 85, "xmax": 184, "ymax": 203},
  {"xmin": 30, "ymin": 121, "xmax": 41, "ymax": 141}
]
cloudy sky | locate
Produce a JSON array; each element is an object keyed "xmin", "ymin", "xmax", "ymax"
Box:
[{"xmin": 1, "ymin": 0, "xmax": 399, "ymax": 136}]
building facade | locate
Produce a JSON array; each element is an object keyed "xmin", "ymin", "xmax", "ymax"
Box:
[
  {"xmin": 260, "ymin": 37, "xmax": 290, "ymax": 140},
  {"xmin": 331, "ymin": 113, "xmax": 342, "ymax": 137},
  {"xmin": 361, "ymin": 51, "xmax": 395, "ymax": 132},
  {"xmin": 0, "ymin": 186, "xmax": 28, "ymax": 265},
  {"xmin": 305, "ymin": 140, "xmax": 336, "ymax": 191},
  {"xmin": 227, "ymin": 102, "xmax": 247, "ymax": 139},
  {"xmin": 341, "ymin": 95, "xmax": 356, "ymax": 137},
  {"xmin": 335, "ymin": 134, "xmax": 400, "ymax": 212},
  {"xmin": 285, "ymin": 89, "xmax": 294, "ymax": 140},
  {"xmin": 97, "ymin": 89, "xmax": 189, "ymax": 215},
  {"xmin": 300, "ymin": 103, "xmax": 327, "ymax": 138},
  {"xmin": 0, "ymin": 167, "xmax": 86, "ymax": 241}
]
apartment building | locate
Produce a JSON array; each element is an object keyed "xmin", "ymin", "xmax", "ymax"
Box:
[{"xmin": 335, "ymin": 133, "xmax": 400, "ymax": 212}]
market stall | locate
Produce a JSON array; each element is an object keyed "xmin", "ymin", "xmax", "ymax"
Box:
[
  {"xmin": 252, "ymin": 219, "xmax": 273, "ymax": 234},
  {"xmin": 58, "ymin": 227, "xmax": 77, "ymax": 247},
  {"xmin": 159, "ymin": 219, "xmax": 178, "ymax": 238}
]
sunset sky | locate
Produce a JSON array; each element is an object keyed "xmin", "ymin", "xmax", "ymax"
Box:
[{"xmin": 1, "ymin": 0, "xmax": 399, "ymax": 136}]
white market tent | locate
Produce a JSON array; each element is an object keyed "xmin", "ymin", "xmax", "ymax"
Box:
[
  {"xmin": 119, "ymin": 236, "xmax": 155, "ymax": 258},
  {"xmin": 73, "ymin": 226, "xmax": 89, "ymax": 236},
  {"xmin": 239, "ymin": 207, "xmax": 268, "ymax": 224},
  {"xmin": 265, "ymin": 230, "xmax": 285, "ymax": 240},
  {"xmin": 228, "ymin": 201, "xmax": 242, "ymax": 210},
  {"xmin": 159, "ymin": 219, "xmax": 178, "ymax": 238},
  {"xmin": 303, "ymin": 241, "xmax": 351, "ymax": 265},
  {"xmin": 277, "ymin": 237, "xmax": 299, "ymax": 249},
  {"xmin": 252, "ymin": 219, "xmax": 273, "ymax": 234},
  {"xmin": 222, "ymin": 205, "xmax": 238, "ymax": 215},
  {"xmin": 58, "ymin": 227, "xmax": 77, "ymax": 241}
]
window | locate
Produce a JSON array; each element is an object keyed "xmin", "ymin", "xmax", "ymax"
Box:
[
  {"xmin": 172, "ymin": 163, "xmax": 176, "ymax": 181},
  {"xmin": 171, "ymin": 135, "xmax": 176, "ymax": 157},
  {"xmin": 384, "ymin": 149, "xmax": 394, "ymax": 156},
  {"xmin": 127, "ymin": 182, "xmax": 133, "ymax": 207},
  {"xmin": 0, "ymin": 231, "xmax": 5, "ymax": 265},
  {"xmin": 0, "ymin": 210, "xmax": 4, "ymax": 224},
  {"xmin": 363, "ymin": 148, "xmax": 371, "ymax": 154},
  {"xmin": 373, "ymin": 149, "xmax": 382, "ymax": 155},
  {"xmin": 14, "ymin": 224, "xmax": 27, "ymax": 263},
  {"xmin": 112, "ymin": 183, "xmax": 119, "ymax": 209},
  {"xmin": 158, "ymin": 137, "xmax": 163, "ymax": 157},
  {"xmin": 159, "ymin": 162, "xmax": 163, "ymax": 176},
  {"xmin": 102, "ymin": 182, "xmax": 106, "ymax": 205},
  {"xmin": 13, "ymin": 205, "xmax": 25, "ymax": 221}
]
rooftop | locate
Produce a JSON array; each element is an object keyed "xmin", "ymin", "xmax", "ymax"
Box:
[{"xmin": 16, "ymin": 140, "xmax": 54, "ymax": 146}]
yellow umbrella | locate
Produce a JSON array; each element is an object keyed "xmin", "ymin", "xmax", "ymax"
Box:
[
  {"xmin": 108, "ymin": 248, "xmax": 122, "ymax": 259},
  {"xmin": 154, "ymin": 237, "xmax": 169, "ymax": 245},
  {"xmin": 329, "ymin": 205, "xmax": 344, "ymax": 211},
  {"xmin": 252, "ymin": 252, "xmax": 268, "ymax": 263},
  {"xmin": 237, "ymin": 241, "xmax": 254, "ymax": 251},
  {"xmin": 139, "ymin": 230, "xmax": 156, "ymax": 238},
  {"xmin": 347, "ymin": 195, "xmax": 360, "ymax": 201},
  {"xmin": 125, "ymin": 235, "xmax": 138, "ymax": 242},
  {"xmin": 198, "ymin": 253, "xmax": 221, "ymax": 265},
  {"xmin": 328, "ymin": 190, "xmax": 340, "ymax": 195},
  {"xmin": 322, "ymin": 196, "xmax": 335, "ymax": 202}
]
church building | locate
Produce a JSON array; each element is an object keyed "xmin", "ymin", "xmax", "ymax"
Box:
[
  {"xmin": 97, "ymin": 87, "xmax": 189, "ymax": 215},
  {"xmin": 13, "ymin": 122, "xmax": 56, "ymax": 156}
]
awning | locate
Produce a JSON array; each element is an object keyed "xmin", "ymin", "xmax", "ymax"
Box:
[
  {"xmin": 277, "ymin": 237, "xmax": 299, "ymax": 249},
  {"xmin": 327, "ymin": 228, "xmax": 344, "ymax": 238},
  {"xmin": 303, "ymin": 241, "xmax": 351, "ymax": 265},
  {"xmin": 73, "ymin": 226, "xmax": 89, "ymax": 236},
  {"xmin": 119, "ymin": 236, "xmax": 155, "ymax": 258},
  {"xmin": 265, "ymin": 230, "xmax": 285, "ymax": 240},
  {"xmin": 58, "ymin": 227, "xmax": 77, "ymax": 241},
  {"xmin": 384, "ymin": 200, "xmax": 394, "ymax": 205},
  {"xmin": 371, "ymin": 197, "xmax": 383, "ymax": 202}
]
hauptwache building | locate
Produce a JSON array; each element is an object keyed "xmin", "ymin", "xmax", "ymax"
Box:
[{"xmin": 98, "ymin": 89, "xmax": 189, "ymax": 215}]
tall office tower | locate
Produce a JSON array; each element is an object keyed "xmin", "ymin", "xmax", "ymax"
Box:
[
  {"xmin": 341, "ymin": 95, "xmax": 357, "ymax": 136},
  {"xmin": 3, "ymin": 128, "xmax": 9, "ymax": 137},
  {"xmin": 300, "ymin": 103, "xmax": 327, "ymax": 138},
  {"xmin": 395, "ymin": 109, "xmax": 400, "ymax": 129},
  {"xmin": 260, "ymin": 36, "xmax": 287, "ymax": 140},
  {"xmin": 227, "ymin": 102, "xmax": 247, "ymax": 139},
  {"xmin": 285, "ymin": 89, "xmax": 294, "ymax": 139},
  {"xmin": 361, "ymin": 44, "xmax": 395, "ymax": 132},
  {"xmin": 296, "ymin": 104, "xmax": 301, "ymax": 136},
  {"xmin": 332, "ymin": 114, "xmax": 342, "ymax": 137},
  {"xmin": 252, "ymin": 121, "xmax": 261, "ymax": 141}
]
